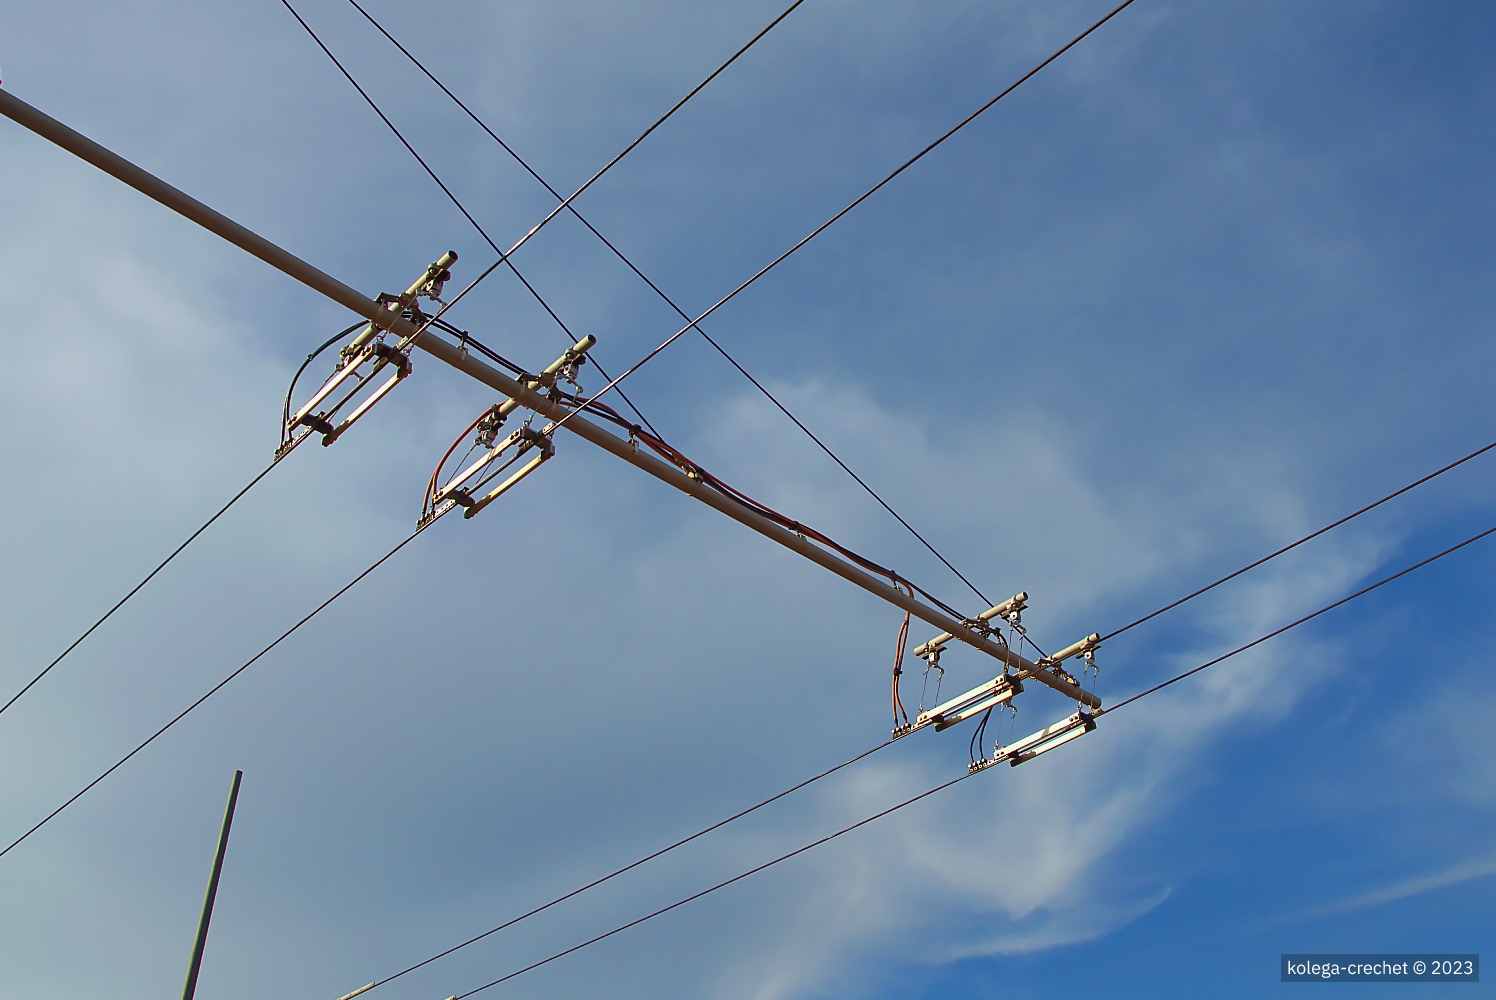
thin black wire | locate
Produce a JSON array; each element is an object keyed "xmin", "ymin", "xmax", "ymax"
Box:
[
  {"xmin": 538, "ymin": 0, "xmax": 1139, "ymax": 510},
  {"xmin": 441, "ymin": 515, "xmax": 1496, "ymax": 997},
  {"xmin": 1099, "ymin": 436, "xmax": 1496, "ymax": 643},
  {"xmin": 282, "ymin": 321, "xmax": 366, "ymax": 447},
  {"xmin": 393, "ymin": 0, "xmax": 811, "ymax": 280},
  {"xmin": 363, "ymin": 738, "xmax": 896, "ymax": 994},
  {"xmin": 278, "ymin": 0, "xmax": 660, "ymax": 439},
  {"xmin": 0, "ymin": 457, "xmax": 281, "ymax": 721},
  {"xmin": 452, "ymin": 767, "xmax": 974, "ymax": 998},
  {"xmin": 969, "ymin": 705, "xmax": 993, "ymax": 766},
  {"xmin": 429, "ymin": 319, "xmax": 534, "ymax": 379},
  {"xmin": 0, "ymin": 515, "xmax": 443, "ymax": 860},
  {"xmin": 283, "ymin": 322, "xmax": 363, "ymax": 418},
  {"xmin": 345, "ymin": 0, "xmax": 993, "ymax": 611},
  {"xmin": 1101, "ymin": 521, "xmax": 1496, "ymax": 715}
]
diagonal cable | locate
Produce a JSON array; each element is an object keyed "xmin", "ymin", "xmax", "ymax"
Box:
[
  {"xmin": 440, "ymin": 0, "xmax": 811, "ymax": 272},
  {"xmin": 0, "ymin": 514, "xmax": 444, "ymax": 860},
  {"xmin": 344, "ymin": 0, "xmax": 995, "ymax": 611},
  {"xmin": 326, "ymin": 0, "xmax": 807, "ymax": 327},
  {"xmin": 0, "ymin": 457, "xmax": 280, "ymax": 720},
  {"xmin": 450, "ymin": 767, "xmax": 973, "ymax": 998},
  {"xmin": 1098, "ymin": 436, "xmax": 1496, "ymax": 643},
  {"xmin": 439, "ymin": 511, "xmax": 1496, "ymax": 994},
  {"xmin": 354, "ymin": 737, "xmax": 896, "ymax": 995},
  {"xmin": 535, "ymin": 0, "xmax": 1139, "ymax": 590},
  {"xmin": 1101, "ymin": 520, "xmax": 1496, "ymax": 715}
]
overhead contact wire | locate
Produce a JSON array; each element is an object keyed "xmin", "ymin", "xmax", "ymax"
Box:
[
  {"xmin": 345, "ymin": 0, "xmax": 991, "ymax": 609},
  {"xmin": 1101, "ymin": 521, "xmax": 1496, "ymax": 715},
  {"xmin": 438, "ymin": 515, "xmax": 1496, "ymax": 997},
  {"xmin": 1099, "ymin": 436, "xmax": 1496, "ymax": 642},
  {"xmin": 450, "ymin": 768, "xmax": 973, "ymax": 998},
  {"xmin": 0, "ymin": 457, "xmax": 280, "ymax": 720},
  {"xmin": 361, "ymin": 738, "xmax": 896, "ymax": 994},
  {"xmin": 0, "ymin": 513, "xmax": 449, "ymax": 860}
]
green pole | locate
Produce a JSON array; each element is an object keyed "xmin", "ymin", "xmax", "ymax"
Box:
[{"xmin": 181, "ymin": 770, "xmax": 242, "ymax": 1000}]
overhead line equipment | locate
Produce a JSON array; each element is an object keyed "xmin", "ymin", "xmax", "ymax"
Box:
[
  {"xmin": 0, "ymin": 87, "xmax": 1100, "ymax": 713},
  {"xmin": 336, "ymin": 0, "xmax": 993, "ymax": 609}
]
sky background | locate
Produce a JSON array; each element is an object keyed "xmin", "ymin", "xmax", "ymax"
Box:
[{"xmin": 1, "ymin": 1, "xmax": 1494, "ymax": 997}]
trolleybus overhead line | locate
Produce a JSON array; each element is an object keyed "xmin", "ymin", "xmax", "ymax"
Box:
[
  {"xmin": 1095, "ymin": 434, "xmax": 1496, "ymax": 644},
  {"xmin": 0, "ymin": 0, "xmax": 1431, "ymax": 840},
  {"xmin": 346, "ymin": 516, "xmax": 1496, "ymax": 1000},
  {"xmin": 0, "ymin": 227, "xmax": 1055, "ymax": 868},
  {"xmin": 2, "ymin": 7, "xmax": 1488, "ymax": 985},
  {"xmin": 0, "ymin": 0, "xmax": 804, "ymax": 721},
  {"xmin": 278, "ymin": 0, "xmax": 661, "ymax": 440},
  {"xmin": 0, "ymin": 509, "xmax": 442, "ymax": 861},
  {"xmin": 2, "ymin": 0, "xmax": 1486, "ymax": 801},
  {"xmin": 331, "ymin": 0, "xmax": 994, "ymax": 610},
  {"xmin": 0, "ymin": 56, "xmax": 1127, "ymax": 855},
  {"xmin": 0, "ymin": 70, "xmax": 1108, "ymax": 698}
]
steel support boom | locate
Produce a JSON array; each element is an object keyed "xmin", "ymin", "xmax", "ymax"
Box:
[{"xmin": 0, "ymin": 88, "xmax": 1097, "ymax": 708}]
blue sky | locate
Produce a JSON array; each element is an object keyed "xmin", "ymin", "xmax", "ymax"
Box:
[{"xmin": 1, "ymin": 1, "xmax": 1493, "ymax": 997}]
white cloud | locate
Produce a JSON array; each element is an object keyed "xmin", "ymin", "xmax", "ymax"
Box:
[
  {"xmin": 1294, "ymin": 855, "xmax": 1496, "ymax": 920},
  {"xmin": 581, "ymin": 375, "xmax": 1399, "ymax": 999}
]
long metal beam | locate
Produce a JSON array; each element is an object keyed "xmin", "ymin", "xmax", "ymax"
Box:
[{"xmin": 0, "ymin": 88, "xmax": 1097, "ymax": 708}]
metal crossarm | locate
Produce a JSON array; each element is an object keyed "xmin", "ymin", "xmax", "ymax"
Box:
[{"xmin": 0, "ymin": 88, "xmax": 1101, "ymax": 711}]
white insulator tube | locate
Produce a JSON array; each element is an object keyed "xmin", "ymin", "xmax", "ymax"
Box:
[
  {"xmin": 977, "ymin": 592, "xmax": 1028, "ymax": 621},
  {"xmin": 997, "ymin": 711, "xmax": 1095, "ymax": 765},
  {"xmin": 912, "ymin": 592, "xmax": 1027, "ymax": 658},
  {"xmin": 1046, "ymin": 632, "xmax": 1101, "ymax": 665}
]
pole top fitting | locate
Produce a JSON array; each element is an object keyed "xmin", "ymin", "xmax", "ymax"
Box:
[
  {"xmin": 912, "ymin": 591, "xmax": 1028, "ymax": 658},
  {"xmin": 564, "ymin": 335, "xmax": 597, "ymax": 361},
  {"xmin": 977, "ymin": 592, "xmax": 1028, "ymax": 623},
  {"xmin": 1042, "ymin": 632, "xmax": 1101, "ymax": 667}
]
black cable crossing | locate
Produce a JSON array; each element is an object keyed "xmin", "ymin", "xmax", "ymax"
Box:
[
  {"xmin": 343, "ymin": 0, "xmax": 996, "ymax": 611},
  {"xmin": 535, "ymin": 0, "xmax": 1142, "ymax": 580},
  {"xmin": 278, "ymin": 0, "xmax": 661, "ymax": 439},
  {"xmin": 397, "ymin": 0, "xmax": 813, "ymax": 274}
]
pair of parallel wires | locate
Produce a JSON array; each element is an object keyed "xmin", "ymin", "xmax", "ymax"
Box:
[
  {"xmin": 0, "ymin": 0, "xmax": 806, "ymax": 724},
  {"xmin": 354, "ymin": 508, "xmax": 1496, "ymax": 1000},
  {"xmin": 5, "ymin": 1, "xmax": 1495, "ymax": 990},
  {"xmin": 0, "ymin": 0, "xmax": 976, "ymax": 730},
  {"xmin": 0, "ymin": 0, "xmax": 1483, "ymax": 880},
  {"xmin": 0, "ymin": 0, "xmax": 1139, "ymax": 866}
]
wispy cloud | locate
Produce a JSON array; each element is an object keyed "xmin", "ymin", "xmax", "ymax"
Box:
[{"xmin": 1291, "ymin": 856, "xmax": 1496, "ymax": 921}]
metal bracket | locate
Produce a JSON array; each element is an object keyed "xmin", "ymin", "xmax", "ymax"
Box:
[
  {"xmin": 280, "ymin": 251, "xmax": 457, "ymax": 455},
  {"xmin": 912, "ymin": 592, "xmax": 1026, "ymax": 659}
]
